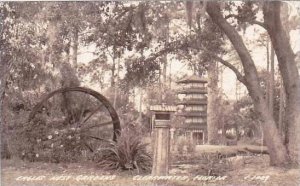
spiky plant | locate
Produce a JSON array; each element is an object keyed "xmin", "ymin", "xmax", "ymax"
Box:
[{"xmin": 93, "ymin": 126, "xmax": 152, "ymax": 173}]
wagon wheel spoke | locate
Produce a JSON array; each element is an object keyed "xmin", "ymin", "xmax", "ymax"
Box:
[
  {"xmin": 68, "ymin": 121, "xmax": 114, "ymax": 135},
  {"xmin": 77, "ymin": 98, "xmax": 87, "ymax": 124},
  {"xmin": 81, "ymin": 120, "xmax": 114, "ymax": 131},
  {"xmin": 76, "ymin": 93, "xmax": 90, "ymax": 127},
  {"xmin": 81, "ymin": 105, "xmax": 105, "ymax": 125}
]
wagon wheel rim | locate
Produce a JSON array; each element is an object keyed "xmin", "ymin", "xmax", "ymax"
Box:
[{"xmin": 28, "ymin": 87, "xmax": 121, "ymax": 159}]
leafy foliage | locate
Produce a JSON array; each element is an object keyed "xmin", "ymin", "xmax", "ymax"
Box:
[
  {"xmin": 194, "ymin": 153, "xmax": 233, "ymax": 176},
  {"xmin": 176, "ymin": 137, "xmax": 196, "ymax": 155},
  {"xmin": 123, "ymin": 57, "xmax": 160, "ymax": 88},
  {"xmin": 19, "ymin": 116, "xmax": 87, "ymax": 163},
  {"xmin": 93, "ymin": 126, "xmax": 152, "ymax": 173}
]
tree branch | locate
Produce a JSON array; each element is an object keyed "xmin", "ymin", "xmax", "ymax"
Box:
[
  {"xmin": 200, "ymin": 47, "xmax": 246, "ymax": 85},
  {"xmin": 225, "ymin": 14, "xmax": 237, "ymax": 19},
  {"xmin": 114, "ymin": 7, "xmax": 133, "ymax": 20},
  {"xmin": 142, "ymin": 39, "xmax": 189, "ymax": 63},
  {"xmin": 251, "ymin": 20, "xmax": 266, "ymax": 29},
  {"xmin": 138, "ymin": 37, "xmax": 246, "ymax": 85},
  {"xmin": 225, "ymin": 14, "xmax": 266, "ymax": 29}
]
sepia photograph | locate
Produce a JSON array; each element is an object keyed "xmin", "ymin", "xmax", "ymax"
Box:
[{"xmin": 0, "ymin": 1, "xmax": 300, "ymax": 185}]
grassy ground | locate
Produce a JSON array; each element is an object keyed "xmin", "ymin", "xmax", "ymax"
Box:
[{"xmin": 1, "ymin": 145, "xmax": 300, "ymax": 186}]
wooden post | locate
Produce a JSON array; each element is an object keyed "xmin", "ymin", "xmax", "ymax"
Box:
[{"xmin": 152, "ymin": 121, "xmax": 170, "ymax": 176}]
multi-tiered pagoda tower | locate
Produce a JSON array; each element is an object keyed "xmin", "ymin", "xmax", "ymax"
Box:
[{"xmin": 176, "ymin": 75, "xmax": 208, "ymax": 145}]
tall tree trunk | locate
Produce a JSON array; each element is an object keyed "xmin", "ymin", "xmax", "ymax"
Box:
[
  {"xmin": 162, "ymin": 59, "xmax": 167, "ymax": 102},
  {"xmin": 0, "ymin": 53, "xmax": 12, "ymax": 159},
  {"xmin": 111, "ymin": 49, "xmax": 116, "ymax": 108},
  {"xmin": 266, "ymin": 39, "xmax": 270, "ymax": 106},
  {"xmin": 139, "ymin": 88, "xmax": 143, "ymax": 126},
  {"xmin": 65, "ymin": 40, "xmax": 71, "ymax": 64},
  {"xmin": 47, "ymin": 15, "xmax": 76, "ymax": 120},
  {"xmin": 161, "ymin": 15, "xmax": 169, "ymax": 101},
  {"xmin": 235, "ymin": 66, "xmax": 242, "ymax": 101},
  {"xmin": 269, "ymin": 45, "xmax": 275, "ymax": 115},
  {"xmin": 235, "ymin": 79, "xmax": 239, "ymax": 100},
  {"xmin": 47, "ymin": 19, "xmax": 61, "ymax": 68},
  {"xmin": 263, "ymin": 1, "xmax": 300, "ymax": 166},
  {"xmin": 162, "ymin": 60, "xmax": 167, "ymax": 89},
  {"xmin": 169, "ymin": 62, "xmax": 172, "ymax": 89},
  {"xmin": 0, "ymin": 4, "xmax": 15, "ymax": 156},
  {"xmin": 113, "ymin": 57, "xmax": 120, "ymax": 108},
  {"xmin": 278, "ymin": 78, "xmax": 285, "ymax": 140},
  {"xmin": 158, "ymin": 66, "xmax": 162, "ymax": 102},
  {"xmin": 207, "ymin": 61, "xmax": 219, "ymax": 144},
  {"xmin": 111, "ymin": 47, "xmax": 116, "ymax": 88},
  {"xmin": 71, "ymin": 27, "xmax": 79, "ymax": 69},
  {"xmin": 207, "ymin": 2, "xmax": 290, "ymax": 166}
]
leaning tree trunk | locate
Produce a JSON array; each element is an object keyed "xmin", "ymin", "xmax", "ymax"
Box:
[
  {"xmin": 207, "ymin": 2, "xmax": 290, "ymax": 166},
  {"xmin": 207, "ymin": 61, "xmax": 220, "ymax": 144},
  {"xmin": 263, "ymin": 1, "xmax": 300, "ymax": 166}
]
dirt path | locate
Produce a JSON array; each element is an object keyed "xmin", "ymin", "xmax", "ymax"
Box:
[{"xmin": 1, "ymin": 156, "xmax": 299, "ymax": 186}]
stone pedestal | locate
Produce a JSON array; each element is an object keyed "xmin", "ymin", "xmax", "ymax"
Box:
[{"xmin": 152, "ymin": 121, "xmax": 170, "ymax": 176}]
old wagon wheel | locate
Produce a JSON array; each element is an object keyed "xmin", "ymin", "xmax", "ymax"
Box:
[{"xmin": 27, "ymin": 87, "xmax": 121, "ymax": 160}]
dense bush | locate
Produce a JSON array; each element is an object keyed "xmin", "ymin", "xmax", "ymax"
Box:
[
  {"xmin": 5, "ymin": 90, "xmax": 114, "ymax": 163},
  {"xmin": 2, "ymin": 89, "xmax": 41, "ymax": 160},
  {"xmin": 16, "ymin": 115, "xmax": 88, "ymax": 162}
]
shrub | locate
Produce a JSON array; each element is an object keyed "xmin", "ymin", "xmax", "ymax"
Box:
[
  {"xmin": 176, "ymin": 137, "xmax": 187, "ymax": 155},
  {"xmin": 93, "ymin": 126, "xmax": 152, "ymax": 173},
  {"xmin": 186, "ymin": 140, "xmax": 196, "ymax": 154},
  {"xmin": 176, "ymin": 137, "xmax": 196, "ymax": 155},
  {"xmin": 16, "ymin": 114, "xmax": 91, "ymax": 163},
  {"xmin": 194, "ymin": 153, "xmax": 233, "ymax": 176}
]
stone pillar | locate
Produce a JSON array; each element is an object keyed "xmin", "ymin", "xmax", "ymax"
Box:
[{"xmin": 152, "ymin": 121, "xmax": 170, "ymax": 176}]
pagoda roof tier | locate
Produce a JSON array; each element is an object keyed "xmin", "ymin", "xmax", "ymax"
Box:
[
  {"xmin": 174, "ymin": 123, "xmax": 207, "ymax": 130},
  {"xmin": 149, "ymin": 105, "xmax": 177, "ymax": 112},
  {"xmin": 176, "ymin": 111, "xmax": 207, "ymax": 117},
  {"xmin": 177, "ymin": 75, "xmax": 208, "ymax": 84},
  {"xmin": 177, "ymin": 88, "xmax": 207, "ymax": 94},
  {"xmin": 177, "ymin": 99, "xmax": 207, "ymax": 105},
  {"xmin": 185, "ymin": 120, "xmax": 207, "ymax": 124},
  {"xmin": 174, "ymin": 122, "xmax": 207, "ymax": 127}
]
